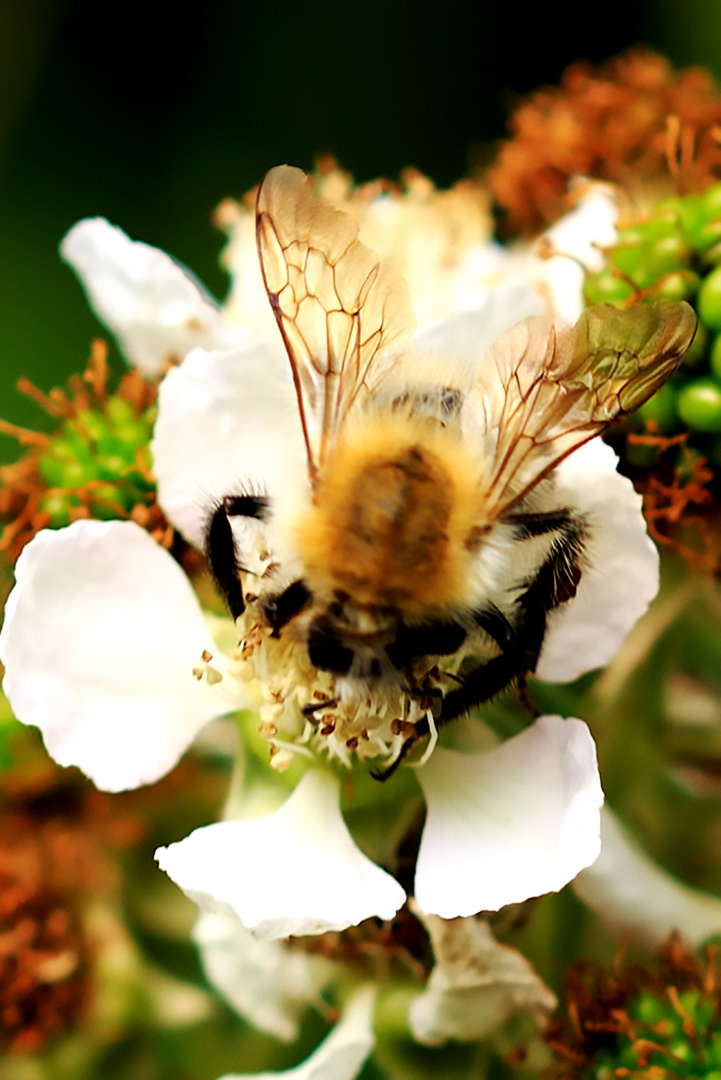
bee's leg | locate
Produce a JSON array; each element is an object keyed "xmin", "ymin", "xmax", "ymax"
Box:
[
  {"xmin": 472, "ymin": 603, "xmax": 516, "ymax": 650},
  {"xmin": 505, "ymin": 508, "xmax": 587, "ymax": 612},
  {"xmin": 385, "ymin": 620, "xmax": 467, "ymax": 669},
  {"xmin": 385, "ymin": 605, "xmax": 516, "ymax": 671},
  {"xmin": 516, "ymin": 673, "xmax": 540, "ymax": 719},
  {"xmin": 262, "ymin": 580, "xmax": 312, "ymax": 635},
  {"xmin": 204, "ymin": 495, "xmax": 270, "ymax": 619},
  {"xmin": 439, "ymin": 516, "xmax": 586, "ymax": 723},
  {"xmin": 371, "ymin": 721, "xmax": 428, "ymax": 782},
  {"xmin": 302, "ymin": 697, "xmax": 340, "ymax": 718},
  {"xmin": 438, "ymin": 650, "xmax": 526, "ymax": 721}
]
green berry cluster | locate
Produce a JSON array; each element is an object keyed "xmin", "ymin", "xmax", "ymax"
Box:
[
  {"xmin": 589, "ymin": 987, "xmax": 721, "ymax": 1078},
  {"xmin": 584, "ymin": 182, "xmax": 721, "ymax": 473},
  {"xmin": 38, "ymin": 396, "xmax": 156, "ymax": 528}
]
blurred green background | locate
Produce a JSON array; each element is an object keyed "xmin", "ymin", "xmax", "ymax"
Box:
[{"xmin": 2, "ymin": 0, "xmax": 721, "ymax": 452}]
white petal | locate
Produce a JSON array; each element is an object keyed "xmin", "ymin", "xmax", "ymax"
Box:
[
  {"xmin": 536, "ymin": 440, "xmax": 659, "ymax": 682},
  {"xmin": 414, "ymin": 716, "xmax": 603, "ymax": 917},
  {"xmin": 193, "ymin": 910, "xmax": 332, "ymax": 1041},
  {"xmin": 61, "ymin": 218, "xmax": 240, "ymax": 374},
  {"xmin": 535, "ymin": 180, "xmax": 619, "ymax": 325},
  {"xmin": 217, "ymin": 985, "xmax": 375, "ymax": 1080},
  {"xmin": 217, "ymin": 201, "xmax": 280, "ymax": 340},
  {"xmin": 156, "ymin": 769, "xmax": 406, "ymax": 939},
  {"xmin": 0, "ymin": 520, "xmax": 230, "ymax": 791},
  {"xmin": 575, "ymin": 807, "xmax": 721, "ymax": 947},
  {"xmin": 412, "ymin": 282, "xmax": 545, "ymax": 362},
  {"xmin": 152, "ymin": 342, "xmax": 308, "ymax": 548},
  {"xmin": 409, "ymin": 913, "xmax": 556, "ymax": 1045}
]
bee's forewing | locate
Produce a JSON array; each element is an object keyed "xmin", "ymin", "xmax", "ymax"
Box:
[
  {"xmin": 256, "ymin": 165, "xmax": 415, "ymax": 479},
  {"xmin": 467, "ymin": 299, "xmax": 697, "ymax": 518}
]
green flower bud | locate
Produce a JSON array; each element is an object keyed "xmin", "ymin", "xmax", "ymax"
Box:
[
  {"xmin": 684, "ymin": 322, "xmax": 708, "ymax": 367},
  {"xmin": 39, "ymin": 493, "xmax": 75, "ymax": 528},
  {"xmin": 638, "ymin": 234, "xmax": 691, "ymax": 286},
  {"xmin": 702, "ymin": 182, "xmax": 721, "ymax": 220},
  {"xmin": 583, "ymin": 269, "xmax": 634, "ymax": 306},
  {"xmin": 678, "ymin": 377, "xmax": 721, "ymax": 433},
  {"xmin": 695, "ymin": 219, "xmax": 721, "ymax": 254},
  {"xmin": 697, "ymin": 266, "xmax": 721, "ymax": 329},
  {"xmin": 634, "ymin": 381, "xmax": 678, "ymax": 433},
  {"xmin": 650, "ymin": 268, "xmax": 700, "ymax": 302},
  {"xmin": 105, "ymin": 397, "xmax": 136, "ymax": 426}
]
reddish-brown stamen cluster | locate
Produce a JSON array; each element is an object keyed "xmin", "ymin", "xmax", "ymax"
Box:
[
  {"xmin": 628, "ymin": 430, "xmax": 720, "ymax": 572},
  {"xmin": 0, "ymin": 341, "xmax": 169, "ymax": 568},
  {"xmin": 0, "ymin": 766, "xmax": 142, "ymax": 1053},
  {"xmin": 545, "ymin": 935, "xmax": 720, "ymax": 1076},
  {"xmin": 489, "ymin": 48, "xmax": 721, "ymax": 235}
]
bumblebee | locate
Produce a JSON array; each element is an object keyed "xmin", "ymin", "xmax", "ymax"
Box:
[{"xmin": 205, "ymin": 166, "xmax": 696, "ymax": 770}]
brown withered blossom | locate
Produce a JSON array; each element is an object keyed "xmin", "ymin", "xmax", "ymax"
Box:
[
  {"xmin": 489, "ymin": 48, "xmax": 721, "ymax": 235},
  {"xmin": 545, "ymin": 935, "xmax": 721, "ymax": 1077},
  {"xmin": 0, "ymin": 765, "xmax": 141, "ymax": 1052},
  {"xmin": 626, "ymin": 430, "xmax": 721, "ymax": 574}
]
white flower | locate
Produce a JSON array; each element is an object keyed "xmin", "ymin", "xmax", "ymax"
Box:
[
  {"xmin": 574, "ymin": 807, "xmax": 721, "ymax": 947},
  {"xmin": 0, "ymin": 516, "xmax": 604, "ymax": 937},
  {"xmin": 217, "ymin": 165, "xmax": 617, "ymax": 333},
  {"xmin": 157, "ymin": 719, "xmax": 601, "ymax": 936},
  {"xmin": 216, "ymin": 985, "xmax": 376, "ymax": 1080},
  {"xmin": 408, "ymin": 911, "xmax": 556, "ymax": 1045},
  {"xmin": 3, "ymin": 224, "xmax": 664, "ymax": 939},
  {"xmin": 414, "ymin": 716, "xmax": 604, "ymax": 918},
  {"xmin": 59, "ymin": 169, "xmax": 616, "ymax": 381},
  {"xmin": 157, "ymin": 769, "xmax": 407, "ymax": 939},
  {"xmin": 2, "ymin": 168, "xmax": 653, "ymax": 946},
  {"xmin": 192, "ymin": 910, "xmax": 333, "ymax": 1040},
  {"xmin": 533, "ymin": 178, "xmax": 619, "ymax": 325},
  {"xmin": 0, "ymin": 519, "xmax": 233, "ymax": 792},
  {"xmin": 61, "ymin": 218, "xmax": 243, "ymax": 375}
]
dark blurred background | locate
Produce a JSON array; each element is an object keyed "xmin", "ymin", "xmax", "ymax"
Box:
[{"xmin": 1, "ymin": 0, "xmax": 721, "ymax": 448}]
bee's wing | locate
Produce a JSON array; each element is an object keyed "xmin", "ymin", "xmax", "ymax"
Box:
[
  {"xmin": 467, "ymin": 300, "xmax": 697, "ymax": 518},
  {"xmin": 256, "ymin": 165, "xmax": 415, "ymax": 480}
]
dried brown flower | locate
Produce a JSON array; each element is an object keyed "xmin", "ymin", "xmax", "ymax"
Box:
[
  {"xmin": 0, "ymin": 768, "xmax": 141, "ymax": 1053},
  {"xmin": 546, "ymin": 935, "xmax": 721, "ymax": 1077},
  {"xmin": 489, "ymin": 48, "xmax": 721, "ymax": 235}
]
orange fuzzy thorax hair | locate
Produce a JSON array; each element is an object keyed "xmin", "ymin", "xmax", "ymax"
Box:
[{"xmin": 294, "ymin": 413, "xmax": 487, "ymax": 617}]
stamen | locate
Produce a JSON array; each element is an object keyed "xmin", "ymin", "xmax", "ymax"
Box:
[
  {"xmin": 413, "ymin": 709, "xmax": 438, "ymax": 768},
  {"xmin": 191, "ymin": 650, "xmax": 223, "ymax": 685},
  {"xmin": 268, "ymin": 739, "xmax": 315, "ymax": 763}
]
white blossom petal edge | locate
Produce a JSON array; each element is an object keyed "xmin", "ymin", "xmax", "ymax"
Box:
[
  {"xmin": 536, "ymin": 440, "xmax": 659, "ymax": 682},
  {"xmin": 61, "ymin": 218, "xmax": 240, "ymax": 374},
  {"xmin": 193, "ymin": 911, "xmax": 332, "ymax": 1041},
  {"xmin": 152, "ymin": 341, "xmax": 307, "ymax": 549},
  {"xmin": 574, "ymin": 807, "xmax": 721, "ymax": 947},
  {"xmin": 535, "ymin": 180, "xmax": 619, "ymax": 325},
  {"xmin": 156, "ymin": 769, "xmax": 406, "ymax": 939},
  {"xmin": 414, "ymin": 715, "xmax": 604, "ymax": 917},
  {"xmin": 409, "ymin": 913, "xmax": 556, "ymax": 1045},
  {"xmin": 0, "ymin": 520, "xmax": 230, "ymax": 792},
  {"xmin": 217, "ymin": 985, "xmax": 375, "ymax": 1080}
]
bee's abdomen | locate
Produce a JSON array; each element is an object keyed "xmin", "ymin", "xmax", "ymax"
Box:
[
  {"xmin": 294, "ymin": 413, "xmax": 487, "ymax": 615},
  {"xmin": 348, "ymin": 445, "xmax": 451, "ymax": 577}
]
